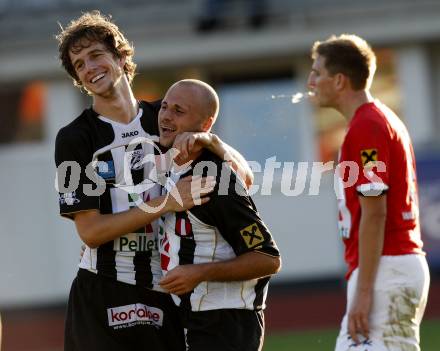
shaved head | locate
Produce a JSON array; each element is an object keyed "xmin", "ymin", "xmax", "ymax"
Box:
[
  {"xmin": 170, "ymin": 79, "xmax": 219, "ymax": 126},
  {"xmin": 158, "ymin": 79, "xmax": 220, "ymax": 147}
]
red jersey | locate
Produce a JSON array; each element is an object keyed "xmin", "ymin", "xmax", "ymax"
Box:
[{"xmin": 337, "ymin": 101, "xmax": 424, "ymax": 279}]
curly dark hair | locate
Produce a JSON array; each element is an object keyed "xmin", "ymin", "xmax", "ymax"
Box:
[
  {"xmin": 56, "ymin": 11, "xmax": 136, "ymax": 88},
  {"xmin": 311, "ymin": 34, "xmax": 376, "ymax": 90}
]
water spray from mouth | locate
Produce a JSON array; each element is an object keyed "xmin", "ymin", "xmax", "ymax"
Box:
[{"xmin": 271, "ymin": 91, "xmax": 315, "ymax": 104}]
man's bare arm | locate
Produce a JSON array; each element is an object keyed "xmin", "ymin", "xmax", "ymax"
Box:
[
  {"xmin": 74, "ymin": 176, "xmax": 215, "ymax": 248},
  {"xmin": 348, "ymin": 194, "xmax": 387, "ymax": 344},
  {"xmin": 159, "ymin": 251, "xmax": 281, "ymax": 295}
]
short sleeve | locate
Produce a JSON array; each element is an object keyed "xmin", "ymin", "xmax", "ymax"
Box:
[
  {"xmin": 191, "ymin": 162, "xmax": 279, "ymax": 257},
  {"xmin": 55, "ymin": 127, "xmax": 100, "ymax": 219},
  {"xmin": 343, "ymin": 117, "xmax": 390, "ymax": 196}
]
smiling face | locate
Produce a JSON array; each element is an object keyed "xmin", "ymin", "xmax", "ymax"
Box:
[
  {"xmin": 158, "ymin": 83, "xmax": 212, "ymax": 148},
  {"xmin": 68, "ymin": 40, "xmax": 125, "ymax": 97},
  {"xmin": 307, "ymin": 55, "xmax": 339, "ymax": 108}
]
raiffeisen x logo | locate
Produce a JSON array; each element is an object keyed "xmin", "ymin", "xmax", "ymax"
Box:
[
  {"xmin": 118, "ymin": 136, "xmax": 193, "ymax": 214},
  {"xmin": 240, "ymin": 223, "xmax": 264, "ymax": 248}
]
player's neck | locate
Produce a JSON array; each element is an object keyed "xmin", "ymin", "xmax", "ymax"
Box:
[
  {"xmin": 337, "ymin": 90, "xmax": 373, "ymax": 121},
  {"xmin": 92, "ymin": 78, "xmax": 138, "ymax": 124}
]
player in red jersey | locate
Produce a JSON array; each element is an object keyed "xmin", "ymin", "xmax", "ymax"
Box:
[{"xmin": 308, "ymin": 34, "xmax": 430, "ymax": 350}]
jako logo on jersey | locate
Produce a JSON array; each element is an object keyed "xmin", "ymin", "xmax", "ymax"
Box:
[
  {"xmin": 107, "ymin": 303, "xmax": 163, "ymax": 328},
  {"xmin": 121, "ymin": 131, "xmax": 139, "ymax": 138}
]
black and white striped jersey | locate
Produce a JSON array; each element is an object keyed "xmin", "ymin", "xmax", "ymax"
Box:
[
  {"xmin": 158, "ymin": 150, "xmax": 280, "ymax": 312},
  {"xmin": 55, "ymin": 101, "xmax": 164, "ymax": 289}
]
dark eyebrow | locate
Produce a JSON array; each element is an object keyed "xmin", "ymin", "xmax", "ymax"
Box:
[
  {"xmin": 162, "ymin": 101, "xmax": 186, "ymax": 110},
  {"xmin": 173, "ymin": 103, "xmax": 187, "ymax": 111},
  {"xmin": 89, "ymin": 49, "xmax": 105, "ymax": 55}
]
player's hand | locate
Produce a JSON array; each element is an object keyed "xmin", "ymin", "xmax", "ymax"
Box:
[
  {"xmin": 159, "ymin": 264, "xmax": 206, "ymax": 295},
  {"xmin": 166, "ymin": 175, "xmax": 216, "ymax": 212},
  {"xmin": 348, "ymin": 289, "xmax": 372, "ymax": 344},
  {"xmin": 173, "ymin": 132, "xmax": 218, "ymax": 162}
]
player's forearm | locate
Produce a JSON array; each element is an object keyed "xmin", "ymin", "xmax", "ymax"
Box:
[
  {"xmin": 75, "ymin": 195, "xmax": 171, "ymax": 248},
  {"xmin": 198, "ymin": 251, "xmax": 281, "ymax": 282},
  {"xmin": 357, "ymin": 209, "xmax": 386, "ymax": 292},
  {"xmin": 208, "ymin": 134, "xmax": 254, "ymax": 188}
]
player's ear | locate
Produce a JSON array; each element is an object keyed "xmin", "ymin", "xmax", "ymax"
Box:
[
  {"xmin": 334, "ymin": 73, "xmax": 347, "ymax": 91},
  {"xmin": 201, "ymin": 116, "xmax": 214, "ymax": 132},
  {"xmin": 119, "ymin": 55, "xmax": 126, "ymax": 68}
]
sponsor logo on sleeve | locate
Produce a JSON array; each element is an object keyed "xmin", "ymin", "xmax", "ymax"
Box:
[
  {"xmin": 360, "ymin": 149, "xmax": 378, "ymax": 168},
  {"xmin": 107, "ymin": 303, "xmax": 163, "ymax": 329},
  {"xmin": 240, "ymin": 223, "xmax": 264, "ymax": 248}
]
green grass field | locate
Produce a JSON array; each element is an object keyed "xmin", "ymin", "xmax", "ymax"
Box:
[{"xmin": 264, "ymin": 319, "xmax": 440, "ymax": 350}]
